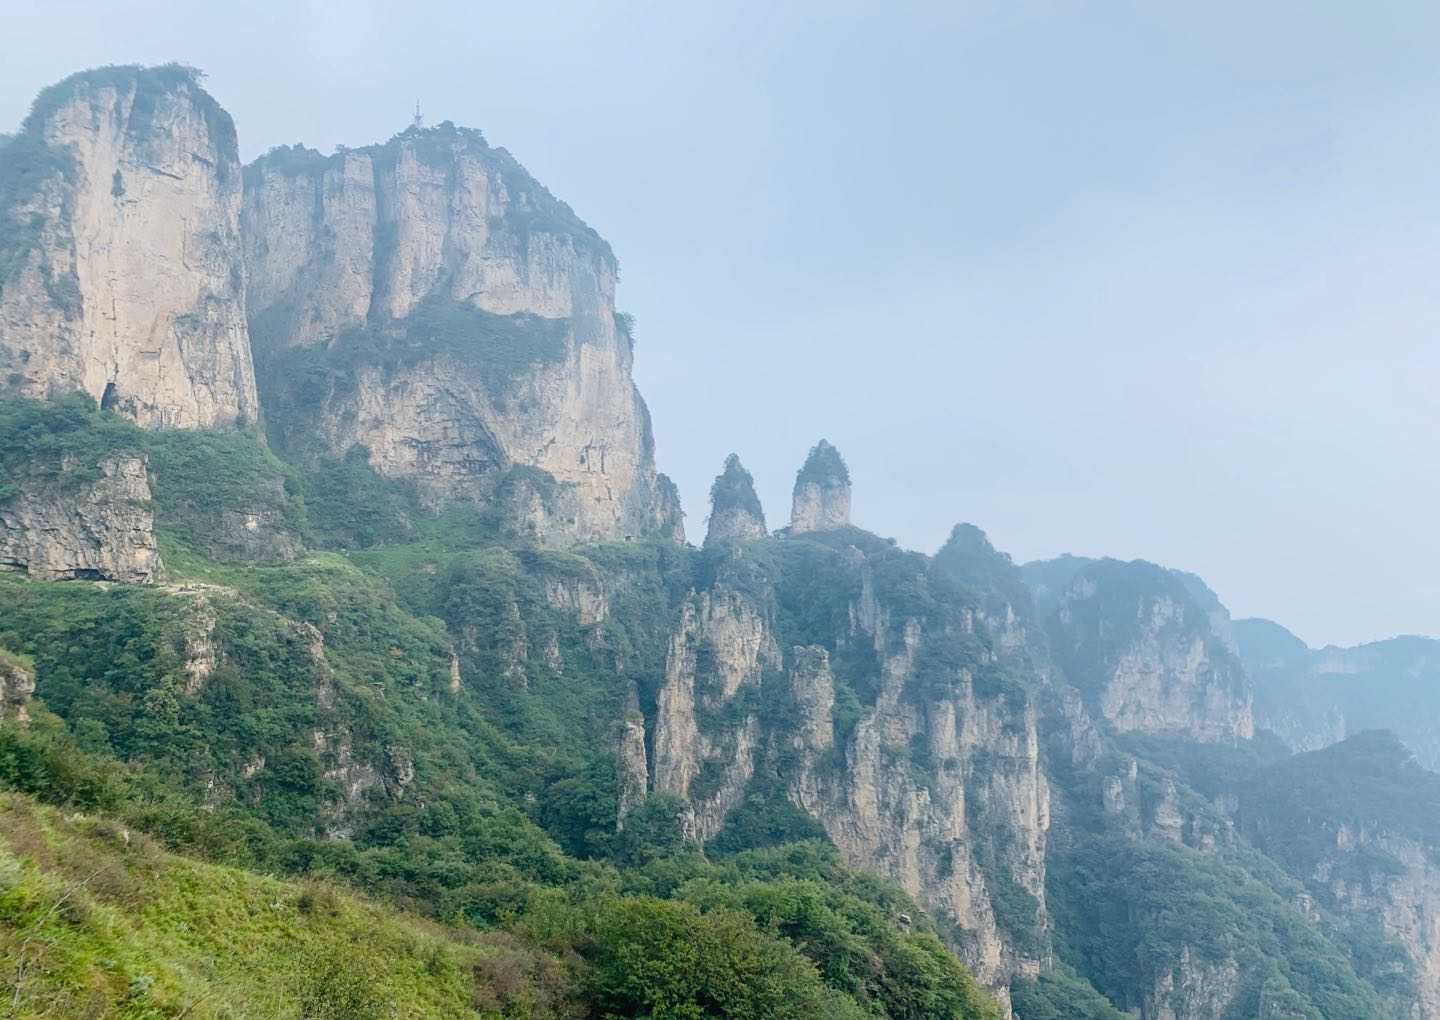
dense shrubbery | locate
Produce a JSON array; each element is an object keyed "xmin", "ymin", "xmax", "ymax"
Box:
[
  {"xmin": 1046, "ymin": 827, "xmax": 1399, "ymax": 1018},
  {"xmin": 1010, "ymin": 966, "xmax": 1131, "ymax": 1020},
  {"xmin": 794, "ymin": 438, "xmax": 850, "ymax": 487},
  {"xmin": 9, "ymin": 397, "xmax": 1429, "ymax": 1018},
  {"xmin": 0, "ymin": 391, "xmax": 1004, "ymax": 1016},
  {"xmin": 0, "ymin": 393, "xmax": 144, "ymax": 485},
  {"xmin": 0, "ymin": 718, "xmax": 1000, "ymax": 1019},
  {"xmin": 1241, "ymin": 731, "xmax": 1440, "ymax": 879}
]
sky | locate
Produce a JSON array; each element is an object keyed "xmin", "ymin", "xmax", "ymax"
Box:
[{"xmin": 5, "ymin": 1, "xmax": 1438, "ymax": 648}]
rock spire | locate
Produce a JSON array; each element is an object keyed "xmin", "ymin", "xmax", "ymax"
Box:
[
  {"xmin": 789, "ymin": 439, "xmax": 851, "ymax": 533},
  {"xmin": 704, "ymin": 453, "xmax": 766, "ymax": 545}
]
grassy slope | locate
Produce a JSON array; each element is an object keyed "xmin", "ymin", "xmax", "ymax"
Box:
[{"xmin": 0, "ymin": 791, "xmax": 511, "ymax": 1019}]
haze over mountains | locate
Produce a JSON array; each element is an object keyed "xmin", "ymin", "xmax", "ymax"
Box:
[
  {"xmin": 1, "ymin": 63, "xmax": 1438, "ymax": 1020},
  {"xmin": 7, "ymin": 3, "xmax": 1439, "ymax": 650}
]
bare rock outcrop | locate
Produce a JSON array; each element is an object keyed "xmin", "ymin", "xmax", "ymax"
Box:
[
  {"xmin": 0, "ymin": 452, "xmax": 161, "ymax": 582},
  {"xmin": 1145, "ymin": 946, "xmax": 1243, "ymax": 1020},
  {"xmin": 0, "ymin": 65, "xmax": 258, "ymax": 430},
  {"xmin": 651, "ymin": 586, "xmax": 782, "ymax": 841},
  {"xmin": 703, "ymin": 454, "xmax": 766, "ymax": 545},
  {"xmin": 1319, "ymin": 829, "xmax": 1440, "ymax": 1020},
  {"xmin": 788, "ymin": 439, "xmax": 851, "ymax": 533},
  {"xmin": 641, "ymin": 535, "xmax": 1051, "ymax": 1010},
  {"xmin": 242, "ymin": 126, "xmax": 678, "ymax": 544},
  {"xmin": 1042, "ymin": 558, "xmax": 1253, "ymax": 742},
  {"xmin": 0, "ymin": 651, "xmax": 36, "ymax": 723}
]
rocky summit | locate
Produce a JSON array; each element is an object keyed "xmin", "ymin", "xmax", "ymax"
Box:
[
  {"xmin": 0, "ymin": 66, "xmax": 258, "ymax": 430},
  {"xmin": 789, "ymin": 438, "xmax": 851, "ymax": 533},
  {"xmin": 1, "ymin": 62, "xmax": 1438, "ymax": 1020}
]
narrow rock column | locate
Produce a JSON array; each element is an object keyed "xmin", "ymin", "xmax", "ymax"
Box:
[
  {"xmin": 789, "ymin": 439, "xmax": 851, "ymax": 533},
  {"xmin": 704, "ymin": 454, "xmax": 766, "ymax": 545}
]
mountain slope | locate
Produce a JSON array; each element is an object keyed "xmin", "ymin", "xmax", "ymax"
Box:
[{"xmin": 1238, "ymin": 617, "xmax": 1440, "ymax": 768}]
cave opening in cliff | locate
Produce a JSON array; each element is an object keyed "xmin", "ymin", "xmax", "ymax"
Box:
[{"xmin": 100, "ymin": 381, "xmax": 119, "ymax": 412}]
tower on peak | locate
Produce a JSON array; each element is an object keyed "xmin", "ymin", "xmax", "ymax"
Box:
[
  {"xmin": 412, "ymin": 100, "xmax": 424, "ymax": 130},
  {"xmin": 789, "ymin": 439, "xmax": 851, "ymax": 534}
]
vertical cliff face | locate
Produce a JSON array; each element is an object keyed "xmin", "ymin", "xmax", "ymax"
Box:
[
  {"xmin": 785, "ymin": 618, "xmax": 1051, "ymax": 1003},
  {"xmin": 652, "ymin": 586, "xmax": 782, "ymax": 841},
  {"xmin": 0, "ymin": 452, "xmax": 161, "ymax": 582},
  {"xmin": 1030, "ymin": 558, "xmax": 1254, "ymax": 742},
  {"xmin": 242, "ymin": 126, "xmax": 679, "ymax": 543},
  {"xmin": 789, "ymin": 438, "xmax": 851, "ymax": 533},
  {"xmin": 636, "ymin": 508, "xmax": 1051, "ymax": 1009},
  {"xmin": 0, "ymin": 66, "xmax": 258, "ymax": 430}
]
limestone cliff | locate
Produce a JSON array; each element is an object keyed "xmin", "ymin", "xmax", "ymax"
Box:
[
  {"xmin": 636, "ymin": 522, "xmax": 1051, "ymax": 1008},
  {"xmin": 789, "ymin": 438, "xmax": 851, "ymax": 533},
  {"xmin": 242, "ymin": 126, "xmax": 679, "ymax": 544},
  {"xmin": 0, "ymin": 65, "xmax": 258, "ymax": 430},
  {"xmin": 703, "ymin": 454, "xmax": 766, "ymax": 545},
  {"xmin": 1031, "ymin": 557, "xmax": 1254, "ymax": 742},
  {"xmin": 0, "ymin": 451, "xmax": 161, "ymax": 582}
]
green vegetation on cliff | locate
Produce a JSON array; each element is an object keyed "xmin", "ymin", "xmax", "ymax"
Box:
[
  {"xmin": 0, "ymin": 400, "xmax": 1003, "ymax": 1019},
  {"xmin": 708, "ymin": 453, "xmax": 765, "ymax": 521}
]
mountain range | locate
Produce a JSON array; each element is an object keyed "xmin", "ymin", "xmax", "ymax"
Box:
[{"xmin": 1, "ymin": 64, "xmax": 1436, "ymax": 1020}]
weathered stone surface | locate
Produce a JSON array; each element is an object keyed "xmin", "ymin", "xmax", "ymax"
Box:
[
  {"xmin": 787, "ymin": 615, "xmax": 1051, "ymax": 1005},
  {"xmin": 0, "ymin": 652, "xmax": 35, "ymax": 723},
  {"xmin": 242, "ymin": 127, "xmax": 677, "ymax": 543},
  {"xmin": 652, "ymin": 587, "xmax": 780, "ymax": 841},
  {"xmin": 789, "ymin": 439, "xmax": 851, "ymax": 533},
  {"xmin": 0, "ymin": 66, "xmax": 258, "ymax": 430},
  {"xmin": 543, "ymin": 574, "xmax": 608, "ymax": 626},
  {"xmin": 644, "ymin": 546, "xmax": 1050, "ymax": 1010},
  {"xmin": 1146, "ymin": 946, "xmax": 1242, "ymax": 1020},
  {"xmin": 1041, "ymin": 559, "xmax": 1254, "ymax": 742},
  {"xmin": 616, "ymin": 687, "xmax": 650, "ymax": 828},
  {"xmin": 201, "ymin": 476, "xmax": 302, "ymax": 563},
  {"xmin": 0, "ymin": 453, "xmax": 161, "ymax": 582},
  {"xmin": 703, "ymin": 454, "xmax": 765, "ymax": 545}
]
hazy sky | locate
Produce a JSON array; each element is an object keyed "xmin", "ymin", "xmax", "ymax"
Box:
[{"xmin": 6, "ymin": 1, "xmax": 1438, "ymax": 647}]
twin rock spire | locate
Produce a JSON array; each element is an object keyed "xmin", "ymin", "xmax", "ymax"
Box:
[{"xmin": 704, "ymin": 440, "xmax": 852, "ymax": 546}]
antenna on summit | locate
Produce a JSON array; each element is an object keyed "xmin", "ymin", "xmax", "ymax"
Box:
[{"xmin": 412, "ymin": 100, "xmax": 423, "ymax": 131}]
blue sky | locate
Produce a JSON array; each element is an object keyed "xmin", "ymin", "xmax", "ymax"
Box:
[{"xmin": 5, "ymin": 1, "xmax": 1438, "ymax": 646}]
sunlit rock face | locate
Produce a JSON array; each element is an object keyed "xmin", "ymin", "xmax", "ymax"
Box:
[
  {"xmin": 0, "ymin": 66, "xmax": 258, "ymax": 430},
  {"xmin": 241, "ymin": 125, "xmax": 681, "ymax": 544}
]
